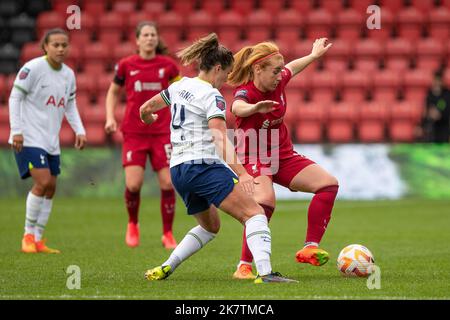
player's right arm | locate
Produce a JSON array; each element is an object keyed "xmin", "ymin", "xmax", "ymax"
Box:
[
  {"xmin": 139, "ymin": 91, "xmax": 169, "ymax": 124},
  {"xmin": 208, "ymin": 118, "xmax": 255, "ymax": 195},
  {"xmin": 232, "ymin": 99, "xmax": 279, "ymax": 118}
]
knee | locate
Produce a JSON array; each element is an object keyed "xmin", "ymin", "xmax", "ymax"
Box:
[
  {"xmin": 126, "ymin": 179, "xmax": 142, "ymax": 193},
  {"xmin": 158, "ymin": 176, "xmax": 173, "ymax": 190},
  {"xmin": 313, "ymin": 175, "xmax": 339, "ymax": 193}
]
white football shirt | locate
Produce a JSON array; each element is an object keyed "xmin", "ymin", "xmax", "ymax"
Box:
[
  {"xmin": 160, "ymin": 77, "xmax": 227, "ymax": 167},
  {"xmin": 8, "ymin": 56, "xmax": 85, "ymax": 155}
]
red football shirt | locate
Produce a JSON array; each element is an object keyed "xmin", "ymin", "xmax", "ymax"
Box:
[
  {"xmin": 114, "ymin": 54, "xmax": 179, "ymax": 134},
  {"xmin": 232, "ymin": 67, "xmax": 294, "ymax": 163}
]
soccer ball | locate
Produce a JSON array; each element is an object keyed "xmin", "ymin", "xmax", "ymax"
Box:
[{"xmin": 337, "ymin": 244, "xmax": 375, "ymax": 277}]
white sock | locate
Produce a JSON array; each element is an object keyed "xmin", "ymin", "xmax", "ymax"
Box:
[
  {"xmin": 35, "ymin": 198, "xmax": 53, "ymax": 241},
  {"xmin": 245, "ymin": 214, "xmax": 272, "ymax": 276},
  {"xmin": 25, "ymin": 192, "xmax": 43, "ymax": 236},
  {"xmin": 163, "ymin": 225, "xmax": 216, "ymax": 272},
  {"xmin": 304, "ymin": 242, "xmax": 319, "ymax": 248}
]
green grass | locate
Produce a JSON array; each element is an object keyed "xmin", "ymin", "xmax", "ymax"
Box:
[{"xmin": 0, "ymin": 198, "xmax": 449, "ymax": 300}]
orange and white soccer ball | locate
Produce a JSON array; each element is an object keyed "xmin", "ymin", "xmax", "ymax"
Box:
[{"xmin": 337, "ymin": 244, "xmax": 375, "ymax": 277}]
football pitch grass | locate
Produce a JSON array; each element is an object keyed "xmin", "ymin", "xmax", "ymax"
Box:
[{"xmin": 0, "ymin": 197, "xmax": 449, "ymax": 300}]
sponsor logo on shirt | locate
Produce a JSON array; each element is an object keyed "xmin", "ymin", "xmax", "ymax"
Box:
[
  {"xmin": 46, "ymin": 96, "xmax": 66, "ymax": 108},
  {"xmin": 19, "ymin": 68, "xmax": 30, "ymax": 80},
  {"xmin": 134, "ymin": 80, "xmax": 162, "ymax": 92},
  {"xmin": 130, "ymin": 70, "xmax": 140, "ymax": 76},
  {"xmin": 158, "ymin": 68, "xmax": 165, "ymax": 79},
  {"xmin": 215, "ymin": 96, "xmax": 226, "ymax": 111}
]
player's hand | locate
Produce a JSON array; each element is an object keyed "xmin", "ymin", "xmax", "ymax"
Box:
[
  {"xmin": 139, "ymin": 102, "xmax": 159, "ymax": 124},
  {"xmin": 105, "ymin": 118, "xmax": 117, "ymax": 134},
  {"xmin": 12, "ymin": 134, "xmax": 24, "ymax": 153},
  {"xmin": 75, "ymin": 134, "xmax": 87, "ymax": 150},
  {"xmin": 310, "ymin": 38, "xmax": 332, "ymax": 59},
  {"xmin": 238, "ymin": 172, "xmax": 256, "ymax": 196},
  {"xmin": 254, "ymin": 100, "xmax": 279, "ymax": 114}
]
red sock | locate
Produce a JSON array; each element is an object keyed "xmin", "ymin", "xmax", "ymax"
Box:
[
  {"xmin": 305, "ymin": 185, "xmax": 339, "ymax": 245},
  {"xmin": 125, "ymin": 188, "xmax": 140, "ymax": 224},
  {"xmin": 240, "ymin": 204, "xmax": 274, "ymax": 264},
  {"xmin": 161, "ymin": 189, "xmax": 176, "ymax": 234}
]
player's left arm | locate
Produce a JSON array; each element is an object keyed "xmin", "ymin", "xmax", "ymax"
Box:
[
  {"xmin": 140, "ymin": 91, "xmax": 169, "ymax": 124},
  {"xmin": 285, "ymin": 38, "xmax": 332, "ymax": 77}
]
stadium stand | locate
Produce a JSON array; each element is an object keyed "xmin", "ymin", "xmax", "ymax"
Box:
[{"xmin": 1, "ymin": 0, "xmax": 449, "ymax": 146}]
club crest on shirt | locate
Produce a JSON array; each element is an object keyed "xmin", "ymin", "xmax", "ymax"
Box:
[
  {"xmin": 215, "ymin": 96, "xmax": 226, "ymax": 111},
  {"xmin": 19, "ymin": 67, "xmax": 30, "ymax": 80},
  {"xmin": 159, "ymin": 68, "xmax": 165, "ymax": 78}
]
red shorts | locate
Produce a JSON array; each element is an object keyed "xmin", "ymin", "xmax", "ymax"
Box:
[
  {"xmin": 122, "ymin": 133, "xmax": 172, "ymax": 171},
  {"xmin": 243, "ymin": 151, "xmax": 315, "ymax": 189}
]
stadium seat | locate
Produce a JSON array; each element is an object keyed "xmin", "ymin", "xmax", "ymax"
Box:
[
  {"xmin": 186, "ymin": 10, "xmax": 215, "ymax": 42},
  {"xmin": 273, "ymin": 9, "xmax": 303, "ymax": 43},
  {"xmin": 348, "ymin": 0, "xmax": 374, "ymax": 12},
  {"xmin": 372, "ymin": 70, "xmax": 402, "ymax": 104},
  {"xmin": 126, "ymin": 12, "xmax": 154, "ymax": 36},
  {"xmin": 378, "ymin": 0, "xmax": 404, "ymax": 14},
  {"xmin": 59, "ymin": 120, "xmax": 75, "ymax": 147},
  {"xmin": 199, "ymin": 0, "xmax": 225, "ymax": 16},
  {"xmin": 76, "ymin": 73, "xmax": 97, "ymax": 97},
  {"xmin": 286, "ymin": 67, "xmax": 313, "ymax": 92},
  {"xmin": 75, "ymin": 92, "xmax": 91, "ymax": 112},
  {"xmin": 216, "ymin": 11, "xmax": 244, "ymax": 47},
  {"xmin": 326, "ymin": 102, "xmax": 357, "ymax": 143},
  {"xmin": 83, "ymin": 0, "xmax": 107, "ymax": 16},
  {"xmin": 112, "ymin": 0, "xmax": 138, "ymax": 14},
  {"xmin": 20, "ymin": 42, "xmax": 42, "ymax": 64},
  {"xmin": 0, "ymin": 104, "xmax": 9, "ymax": 123},
  {"xmin": 112, "ymin": 41, "xmax": 137, "ymax": 63},
  {"xmin": 444, "ymin": 68, "xmax": 450, "ymax": 88},
  {"xmin": 0, "ymin": 74, "xmax": 6, "ymax": 102},
  {"xmin": 169, "ymin": 0, "xmax": 195, "ymax": 14},
  {"xmin": 97, "ymin": 72, "xmax": 113, "ymax": 95},
  {"xmin": 410, "ymin": 0, "xmax": 435, "ymax": 14},
  {"xmin": 289, "ymin": 0, "xmax": 312, "ymax": 13},
  {"xmin": 305, "ymin": 9, "xmax": 333, "ymax": 40},
  {"xmin": 0, "ymin": 44, "xmax": 20, "ymax": 74},
  {"xmin": 140, "ymin": 1, "xmax": 165, "ymax": 18},
  {"xmin": 384, "ymin": 38, "xmax": 414, "ymax": 72},
  {"xmin": 444, "ymin": 0, "xmax": 450, "ymax": 10},
  {"xmin": 83, "ymin": 105, "xmax": 106, "ymax": 124},
  {"xmin": 82, "ymin": 42, "xmax": 112, "ymax": 70},
  {"xmin": 8, "ymin": 14, "xmax": 35, "ymax": 47},
  {"xmin": 158, "ymin": 12, "xmax": 185, "ymax": 48},
  {"xmin": 51, "ymin": 0, "xmax": 78, "ymax": 14},
  {"xmin": 341, "ymin": 70, "xmax": 370, "ymax": 103},
  {"xmin": 98, "ymin": 11, "xmax": 127, "ymax": 34},
  {"xmin": 403, "ymin": 69, "xmax": 433, "ymax": 102},
  {"xmin": 428, "ymin": 7, "xmax": 450, "ymax": 40},
  {"xmin": 318, "ymin": 0, "xmax": 343, "ymax": 13},
  {"xmin": 310, "ymin": 70, "xmax": 339, "ymax": 103},
  {"xmin": 397, "ymin": 7, "xmax": 425, "ymax": 43},
  {"xmin": 353, "ymin": 39, "xmax": 383, "ymax": 72},
  {"xmin": 245, "ymin": 9, "xmax": 274, "ymax": 42},
  {"xmin": 357, "ymin": 101, "xmax": 388, "ymax": 142},
  {"xmin": 336, "ymin": 9, "xmax": 364, "ymax": 41},
  {"xmin": 365, "ymin": 9, "xmax": 394, "ymax": 43},
  {"xmin": 0, "ymin": 123, "xmax": 11, "ymax": 146},
  {"xmin": 260, "ymin": 0, "xmax": 285, "ymax": 14},
  {"xmin": 294, "ymin": 101, "xmax": 325, "ymax": 143},
  {"xmin": 69, "ymin": 31, "xmax": 92, "ymax": 48},
  {"xmin": 0, "ymin": 0, "xmax": 21, "ymax": 17},
  {"xmin": 321, "ymin": 39, "xmax": 352, "ymax": 72},
  {"xmin": 415, "ymin": 38, "xmax": 445, "ymax": 71},
  {"xmin": 388, "ymin": 100, "xmax": 423, "ymax": 142},
  {"xmin": 36, "ymin": 11, "xmax": 66, "ymax": 37},
  {"xmin": 84, "ymin": 123, "xmax": 107, "ymax": 146},
  {"xmin": 229, "ymin": 0, "xmax": 255, "ymax": 16}
]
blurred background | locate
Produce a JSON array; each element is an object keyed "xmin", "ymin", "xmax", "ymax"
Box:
[{"xmin": 0, "ymin": 0, "xmax": 449, "ymax": 199}]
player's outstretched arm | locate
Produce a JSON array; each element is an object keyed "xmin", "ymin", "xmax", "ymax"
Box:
[
  {"xmin": 139, "ymin": 93, "xmax": 168, "ymax": 125},
  {"xmin": 286, "ymin": 38, "xmax": 332, "ymax": 77},
  {"xmin": 232, "ymin": 99, "xmax": 279, "ymax": 118}
]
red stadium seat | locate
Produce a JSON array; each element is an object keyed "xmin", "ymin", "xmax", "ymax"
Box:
[
  {"xmin": 186, "ymin": 10, "xmax": 215, "ymax": 42},
  {"xmin": 170, "ymin": 0, "xmax": 195, "ymax": 14},
  {"xmin": 348, "ymin": 0, "xmax": 375, "ymax": 12},
  {"xmin": 112, "ymin": 41, "xmax": 137, "ymax": 63},
  {"xmin": 84, "ymin": 122, "xmax": 107, "ymax": 146},
  {"xmin": 378, "ymin": 0, "xmax": 404, "ymax": 14},
  {"xmin": 20, "ymin": 42, "xmax": 42, "ymax": 64},
  {"xmin": 397, "ymin": 7, "xmax": 425, "ymax": 43},
  {"xmin": 372, "ymin": 70, "xmax": 402, "ymax": 103},
  {"xmin": 83, "ymin": 0, "xmax": 107, "ymax": 16},
  {"xmin": 410, "ymin": 0, "xmax": 435, "ymax": 14},
  {"xmin": 0, "ymin": 123, "xmax": 10, "ymax": 146},
  {"xmin": 428, "ymin": 8, "xmax": 450, "ymax": 40},
  {"xmin": 260, "ymin": 0, "xmax": 285, "ymax": 14},
  {"xmin": 229, "ymin": 0, "xmax": 255, "ymax": 16},
  {"xmin": 310, "ymin": 70, "xmax": 339, "ymax": 103},
  {"xmin": 286, "ymin": 67, "xmax": 313, "ymax": 92},
  {"xmin": 82, "ymin": 42, "xmax": 112, "ymax": 70},
  {"xmin": 98, "ymin": 11, "xmax": 127, "ymax": 33},
  {"xmin": 126, "ymin": 12, "xmax": 155, "ymax": 36},
  {"xmin": 305, "ymin": 9, "xmax": 333, "ymax": 40},
  {"xmin": 65, "ymin": 45, "xmax": 82, "ymax": 71},
  {"xmin": 76, "ymin": 73, "xmax": 97, "ymax": 96},
  {"xmin": 322, "ymin": 39, "xmax": 352, "ymax": 71},
  {"xmin": 388, "ymin": 100, "xmax": 423, "ymax": 142},
  {"xmin": 0, "ymin": 105, "xmax": 9, "ymax": 123},
  {"xmin": 158, "ymin": 12, "xmax": 185, "ymax": 48},
  {"xmin": 444, "ymin": 68, "xmax": 450, "ymax": 88},
  {"xmin": 51, "ymin": 0, "xmax": 77, "ymax": 13},
  {"xmin": 69, "ymin": 31, "xmax": 92, "ymax": 48},
  {"xmin": 353, "ymin": 39, "xmax": 383, "ymax": 72},
  {"xmin": 445, "ymin": 0, "xmax": 450, "ymax": 10},
  {"xmin": 274, "ymin": 9, "xmax": 303, "ymax": 43},
  {"xmin": 384, "ymin": 38, "xmax": 414, "ymax": 72},
  {"xmin": 336, "ymin": 9, "xmax": 364, "ymax": 41},
  {"xmin": 326, "ymin": 102, "xmax": 357, "ymax": 143},
  {"xmin": 289, "ymin": 0, "xmax": 313, "ymax": 13},
  {"xmin": 140, "ymin": 1, "xmax": 165, "ymax": 18},
  {"xmin": 97, "ymin": 72, "xmax": 114, "ymax": 95},
  {"xmin": 403, "ymin": 69, "xmax": 433, "ymax": 102},
  {"xmin": 294, "ymin": 101, "xmax": 325, "ymax": 143},
  {"xmin": 415, "ymin": 38, "xmax": 446, "ymax": 71},
  {"xmin": 59, "ymin": 120, "xmax": 75, "ymax": 147},
  {"xmin": 216, "ymin": 11, "xmax": 244, "ymax": 47},
  {"xmin": 75, "ymin": 92, "xmax": 91, "ymax": 112},
  {"xmin": 112, "ymin": 0, "xmax": 137, "ymax": 14},
  {"xmin": 75, "ymin": 11, "xmax": 96, "ymax": 33},
  {"xmin": 357, "ymin": 101, "xmax": 388, "ymax": 142},
  {"xmin": 199, "ymin": 0, "xmax": 225, "ymax": 16},
  {"xmin": 318, "ymin": 0, "xmax": 343, "ymax": 13},
  {"xmin": 0, "ymin": 75, "xmax": 6, "ymax": 102},
  {"xmin": 341, "ymin": 70, "xmax": 370, "ymax": 103},
  {"xmin": 83, "ymin": 105, "xmax": 106, "ymax": 124},
  {"xmin": 36, "ymin": 11, "xmax": 65, "ymax": 37},
  {"xmin": 245, "ymin": 9, "xmax": 274, "ymax": 42}
]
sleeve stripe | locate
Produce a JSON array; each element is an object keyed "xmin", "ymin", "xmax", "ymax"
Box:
[
  {"xmin": 13, "ymin": 84, "xmax": 28, "ymax": 94},
  {"xmin": 160, "ymin": 91, "xmax": 171, "ymax": 105},
  {"xmin": 207, "ymin": 114, "xmax": 226, "ymax": 121}
]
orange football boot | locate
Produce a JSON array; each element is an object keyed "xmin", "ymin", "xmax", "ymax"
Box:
[
  {"xmin": 295, "ymin": 245, "xmax": 329, "ymax": 266},
  {"xmin": 21, "ymin": 234, "xmax": 37, "ymax": 253},
  {"xmin": 126, "ymin": 222, "xmax": 140, "ymax": 247},
  {"xmin": 233, "ymin": 263, "xmax": 256, "ymax": 280},
  {"xmin": 161, "ymin": 231, "xmax": 177, "ymax": 249},
  {"xmin": 35, "ymin": 238, "xmax": 60, "ymax": 254}
]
